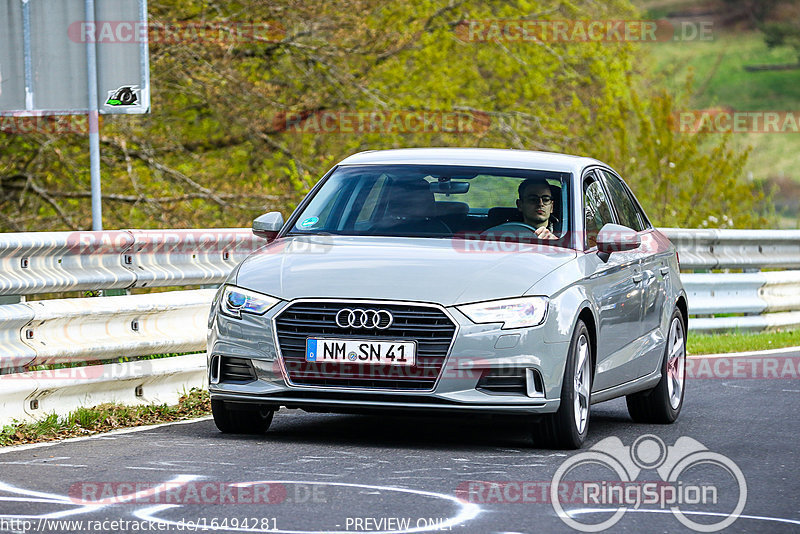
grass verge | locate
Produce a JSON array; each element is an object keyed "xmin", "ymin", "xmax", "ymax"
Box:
[
  {"xmin": 688, "ymin": 329, "xmax": 800, "ymax": 355},
  {"xmin": 0, "ymin": 388, "xmax": 210, "ymax": 448}
]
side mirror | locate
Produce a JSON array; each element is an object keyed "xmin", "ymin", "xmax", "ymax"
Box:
[
  {"xmin": 596, "ymin": 223, "xmax": 640, "ymax": 262},
  {"xmin": 253, "ymin": 212, "xmax": 284, "ymax": 241}
]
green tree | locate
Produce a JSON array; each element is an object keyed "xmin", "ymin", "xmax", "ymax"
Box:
[
  {"xmin": 762, "ymin": 20, "xmax": 800, "ymax": 63},
  {"xmin": 0, "ymin": 0, "xmax": 769, "ymax": 231}
]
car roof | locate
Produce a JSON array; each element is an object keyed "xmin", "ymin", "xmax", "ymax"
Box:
[{"xmin": 337, "ymin": 147, "xmax": 608, "ymax": 175}]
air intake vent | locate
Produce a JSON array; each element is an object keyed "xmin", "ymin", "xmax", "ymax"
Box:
[
  {"xmin": 477, "ymin": 368, "xmax": 527, "ymax": 396},
  {"xmin": 220, "ymin": 357, "xmax": 257, "ymax": 383}
]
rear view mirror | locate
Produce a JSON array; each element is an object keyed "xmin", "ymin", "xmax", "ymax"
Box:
[
  {"xmin": 430, "ymin": 181, "xmax": 470, "ymax": 194},
  {"xmin": 253, "ymin": 212, "xmax": 284, "ymax": 241},
  {"xmin": 596, "ymin": 223, "xmax": 640, "ymax": 261}
]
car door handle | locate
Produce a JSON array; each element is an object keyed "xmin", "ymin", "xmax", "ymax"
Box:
[
  {"xmin": 632, "ymin": 273, "xmax": 643, "ymax": 283},
  {"xmin": 660, "ymin": 266, "xmax": 670, "ymax": 275}
]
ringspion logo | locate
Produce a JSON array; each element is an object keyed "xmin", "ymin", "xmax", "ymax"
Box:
[{"xmin": 550, "ymin": 435, "xmax": 746, "ymax": 532}]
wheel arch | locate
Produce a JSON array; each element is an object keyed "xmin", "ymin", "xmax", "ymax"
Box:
[
  {"xmin": 676, "ymin": 293, "xmax": 689, "ymax": 334},
  {"xmin": 577, "ymin": 306, "xmax": 597, "ymax": 379}
]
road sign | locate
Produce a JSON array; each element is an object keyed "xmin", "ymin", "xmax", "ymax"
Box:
[
  {"xmin": 0, "ymin": 0, "xmax": 149, "ymax": 115},
  {"xmin": 0, "ymin": 0, "xmax": 149, "ymax": 231}
]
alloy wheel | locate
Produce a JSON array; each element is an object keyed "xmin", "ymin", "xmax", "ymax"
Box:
[
  {"xmin": 667, "ymin": 317, "xmax": 686, "ymax": 410},
  {"xmin": 573, "ymin": 334, "xmax": 591, "ymax": 434}
]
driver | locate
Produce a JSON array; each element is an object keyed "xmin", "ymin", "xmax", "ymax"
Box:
[{"xmin": 517, "ymin": 178, "xmax": 558, "ymax": 240}]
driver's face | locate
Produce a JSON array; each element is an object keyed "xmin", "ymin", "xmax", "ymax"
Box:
[{"xmin": 517, "ymin": 183, "xmax": 553, "ymax": 228}]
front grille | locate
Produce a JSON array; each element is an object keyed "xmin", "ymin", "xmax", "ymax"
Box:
[
  {"xmin": 220, "ymin": 356, "xmax": 257, "ymax": 383},
  {"xmin": 274, "ymin": 301, "xmax": 457, "ymax": 390}
]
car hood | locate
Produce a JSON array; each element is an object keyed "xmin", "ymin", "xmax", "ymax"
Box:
[{"xmin": 236, "ymin": 235, "xmax": 576, "ymax": 306}]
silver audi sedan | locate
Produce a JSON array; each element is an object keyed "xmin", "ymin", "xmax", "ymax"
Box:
[{"xmin": 207, "ymin": 148, "xmax": 687, "ymax": 449}]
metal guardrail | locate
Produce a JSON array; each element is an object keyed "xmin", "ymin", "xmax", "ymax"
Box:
[
  {"xmin": 682, "ymin": 271, "xmax": 800, "ymax": 315},
  {"xmin": 0, "ymin": 227, "xmax": 798, "ymax": 423},
  {"xmin": 679, "ymin": 271, "xmax": 800, "ymax": 333},
  {"xmin": 18, "ymin": 289, "xmax": 215, "ymax": 369},
  {"xmin": 0, "ymin": 354, "xmax": 206, "ymax": 425},
  {"xmin": 660, "ymin": 228, "xmax": 800, "ymax": 333},
  {"xmin": 660, "ymin": 228, "xmax": 800, "ymax": 270},
  {"xmin": 0, "ymin": 228, "xmax": 258, "ymax": 296}
]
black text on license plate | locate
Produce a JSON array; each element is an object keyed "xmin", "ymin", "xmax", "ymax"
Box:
[{"xmin": 305, "ymin": 339, "xmax": 416, "ymax": 366}]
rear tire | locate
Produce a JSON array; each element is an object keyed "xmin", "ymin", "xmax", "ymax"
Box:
[
  {"xmin": 211, "ymin": 400, "xmax": 274, "ymax": 434},
  {"xmin": 532, "ymin": 319, "xmax": 592, "ymax": 449},
  {"xmin": 626, "ymin": 308, "xmax": 686, "ymax": 423}
]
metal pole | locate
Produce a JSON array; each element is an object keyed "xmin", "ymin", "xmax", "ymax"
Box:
[
  {"xmin": 21, "ymin": 0, "xmax": 34, "ymax": 111},
  {"xmin": 85, "ymin": 0, "xmax": 102, "ymax": 231}
]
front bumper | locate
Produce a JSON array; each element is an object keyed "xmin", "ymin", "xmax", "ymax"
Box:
[{"xmin": 207, "ymin": 299, "xmax": 569, "ymax": 415}]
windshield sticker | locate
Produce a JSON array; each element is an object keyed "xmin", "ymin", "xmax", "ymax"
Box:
[{"xmin": 299, "ymin": 216, "xmax": 319, "ymax": 228}]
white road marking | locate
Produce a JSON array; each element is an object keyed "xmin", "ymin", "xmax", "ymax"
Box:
[
  {"xmin": 0, "ymin": 475, "xmax": 199, "ymax": 522},
  {"xmin": 0, "ymin": 457, "xmax": 87, "ymax": 468},
  {"xmin": 0, "ymin": 416, "xmax": 212, "ymax": 455},
  {"xmin": 134, "ymin": 480, "xmax": 482, "ymax": 534},
  {"xmin": 568, "ymin": 507, "xmax": 800, "ymax": 526}
]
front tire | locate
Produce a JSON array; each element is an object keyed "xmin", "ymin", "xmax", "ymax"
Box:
[
  {"xmin": 211, "ymin": 400, "xmax": 274, "ymax": 434},
  {"xmin": 626, "ymin": 308, "xmax": 686, "ymax": 423},
  {"xmin": 532, "ymin": 319, "xmax": 592, "ymax": 449}
]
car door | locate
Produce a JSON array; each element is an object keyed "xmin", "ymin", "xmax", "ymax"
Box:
[
  {"xmin": 582, "ymin": 170, "xmax": 644, "ymax": 392},
  {"xmin": 601, "ymin": 170, "xmax": 670, "ymax": 378}
]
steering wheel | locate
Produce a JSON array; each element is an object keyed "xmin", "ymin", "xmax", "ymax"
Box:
[{"xmin": 480, "ymin": 222, "xmax": 539, "ymax": 237}]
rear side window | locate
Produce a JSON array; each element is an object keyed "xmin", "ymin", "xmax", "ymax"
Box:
[{"xmin": 601, "ymin": 170, "xmax": 645, "ymax": 232}]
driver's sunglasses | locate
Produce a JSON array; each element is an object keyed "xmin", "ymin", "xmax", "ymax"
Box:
[{"xmin": 523, "ymin": 195, "xmax": 553, "ymax": 205}]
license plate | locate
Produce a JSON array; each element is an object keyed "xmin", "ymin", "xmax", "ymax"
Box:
[{"xmin": 305, "ymin": 338, "xmax": 416, "ymax": 366}]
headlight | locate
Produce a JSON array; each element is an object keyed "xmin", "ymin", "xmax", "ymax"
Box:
[
  {"xmin": 220, "ymin": 286, "xmax": 279, "ymax": 318},
  {"xmin": 458, "ymin": 296, "xmax": 549, "ymax": 329}
]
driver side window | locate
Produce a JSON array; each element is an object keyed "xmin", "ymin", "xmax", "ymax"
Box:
[{"xmin": 583, "ymin": 174, "xmax": 614, "ymax": 249}]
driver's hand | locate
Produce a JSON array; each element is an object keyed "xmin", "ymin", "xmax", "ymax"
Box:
[{"xmin": 535, "ymin": 226, "xmax": 557, "ymax": 240}]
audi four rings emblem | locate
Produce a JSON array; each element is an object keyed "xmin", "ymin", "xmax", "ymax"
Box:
[{"xmin": 336, "ymin": 308, "xmax": 394, "ymax": 329}]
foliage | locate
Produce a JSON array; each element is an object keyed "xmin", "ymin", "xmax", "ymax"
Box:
[
  {"xmin": 688, "ymin": 328, "xmax": 800, "ymax": 355},
  {"xmin": 762, "ymin": 21, "xmax": 800, "ymax": 62},
  {"xmin": 719, "ymin": 0, "xmax": 800, "ymax": 63},
  {"xmin": 0, "ymin": 388, "xmax": 210, "ymax": 446},
  {"xmin": 0, "ymin": 0, "xmax": 771, "ymax": 231}
]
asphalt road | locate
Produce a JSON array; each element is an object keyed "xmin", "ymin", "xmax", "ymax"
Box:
[{"xmin": 1, "ymin": 351, "xmax": 798, "ymax": 534}]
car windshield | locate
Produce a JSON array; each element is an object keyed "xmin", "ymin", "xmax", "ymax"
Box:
[{"xmin": 287, "ymin": 164, "xmax": 572, "ymax": 246}]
